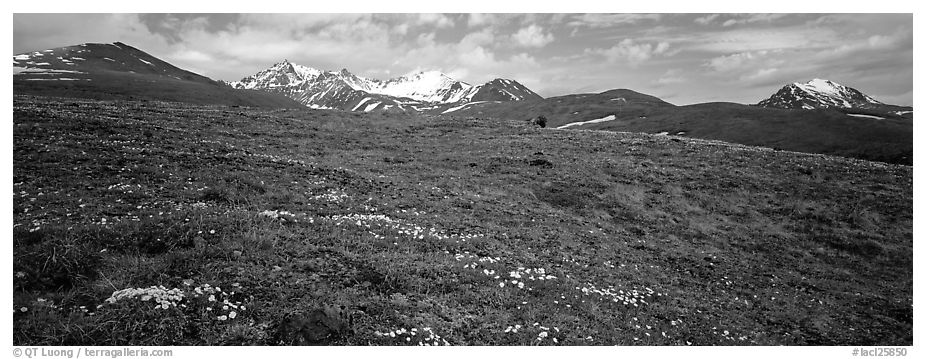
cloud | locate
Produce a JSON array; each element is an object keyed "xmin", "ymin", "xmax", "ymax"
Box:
[
  {"xmin": 467, "ymin": 13, "xmax": 490, "ymax": 28},
  {"xmin": 416, "ymin": 13, "xmax": 454, "ymax": 29},
  {"xmin": 655, "ymin": 69, "xmax": 686, "ymax": 85},
  {"xmin": 739, "ymin": 67, "xmax": 779, "ymax": 82},
  {"xmin": 685, "ymin": 27, "xmax": 835, "ymax": 53},
  {"xmin": 586, "ymin": 39, "xmax": 671, "ymax": 65},
  {"xmin": 12, "ymin": 13, "xmax": 913, "ymax": 106},
  {"xmin": 459, "ymin": 29, "xmax": 495, "ymax": 48},
  {"xmin": 721, "ymin": 14, "xmax": 789, "ymax": 27},
  {"xmin": 568, "ymin": 14, "xmax": 662, "ymax": 28},
  {"xmin": 707, "ymin": 51, "xmax": 769, "ymax": 72},
  {"xmin": 14, "ymin": 14, "xmax": 169, "ymax": 54},
  {"xmin": 694, "ymin": 14, "xmax": 720, "ymax": 25},
  {"xmin": 511, "ymin": 25, "xmax": 554, "ymax": 48}
]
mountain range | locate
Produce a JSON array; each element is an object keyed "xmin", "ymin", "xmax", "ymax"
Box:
[
  {"xmin": 227, "ymin": 60, "xmax": 541, "ymax": 112},
  {"xmin": 11, "ymin": 42, "xmax": 913, "ymax": 164}
]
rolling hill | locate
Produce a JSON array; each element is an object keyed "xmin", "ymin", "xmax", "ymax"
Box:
[
  {"xmin": 450, "ymin": 89, "xmax": 912, "ymax": 165},
  {"xmin": 13, "ymin": 95, "xmax": 912, "ymax": 346},
  {"xmin": 13, "ymin": 42, "xmax": 303, "ymax": 108}
]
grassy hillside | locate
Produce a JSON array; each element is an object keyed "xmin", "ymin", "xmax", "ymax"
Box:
[
  {"xmin": 585, "ymin": 103, "xmax": 913, "ymax": 165},
  {"xmin": 451, "ymin": 89, "xmax": 674, "ymax": 126},
  {"xmin": 14, "ymin": 73, "xmax": 304, "ymax": 109},
  {"xmin": 13, "ymin": 95, "xmax": 912, "ymax": 346},
  {"xmin": 452, "ymin": 91, "xmax": 912, "ymax": 165}
]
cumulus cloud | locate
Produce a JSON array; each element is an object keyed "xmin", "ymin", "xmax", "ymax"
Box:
[
  {"xmin": 511, "ymin": 25, "xmax": 554, "ymax": 48},
  {"xmin": 694, "ymin": 14, "xmax": 720, "ymax": 25},
  {"xmin": 416, "ymin": 13, "xmax": 455, "ymax": 29},
  {"xmin": 707, "ymin": 51, "xmax": 769, "ymax": 72},
  {"xmin": 467, "ymin": 13, "xmax": 490, "ymax": 28},
  {"xmin": 586, "ymin": 39, "xmax": 671, "ymax": 65},
  {"xmin": 14, "ymin": 14, "xmax": 168, "ymax": 54}
]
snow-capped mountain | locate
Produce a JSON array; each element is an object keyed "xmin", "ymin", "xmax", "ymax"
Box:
[
  {"xmin": 13, "ymin": 42, "xmax": 214, "ymax": 84},
  {"xmin": 13, "ymin": 42, "xmax": 302, "ymax": 108},
  {"xmin": 757, "ymin": 79, "xmax": 885, "ymax": 110},
  {"xmin": 229, "ymin": 60, "xmax": 542, "ymax": 112}
]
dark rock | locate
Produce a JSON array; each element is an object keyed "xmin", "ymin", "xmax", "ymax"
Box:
[{"xmin": 528, "ymin": 158, "xmax": 553, "ymax": 168}]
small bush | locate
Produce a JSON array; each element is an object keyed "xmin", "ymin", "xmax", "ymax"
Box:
[{"xmin": 532, "ymin": 116, "xmax": 548, "ymax": 128}]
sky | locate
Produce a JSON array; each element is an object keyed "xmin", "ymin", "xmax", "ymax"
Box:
[{"xmin": 12, "ymin": 12, "xmax": 914, "ymax": 105}]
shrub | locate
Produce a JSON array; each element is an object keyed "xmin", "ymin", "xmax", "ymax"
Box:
[{"xmin": 532, "ymin": 116, "xmax": 548, "ymax": 128}]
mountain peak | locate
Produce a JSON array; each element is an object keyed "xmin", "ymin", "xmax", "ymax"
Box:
[
  {"xmin": 401, "ymin": 70, "xmax": 452, "ymax": 81},
  {"xmin": 272, "ymin": 59, "xmax": 293, "ymax": 68},
  {"xmin": 758, "ymin": 78, "xmax": 883, "ymax": 110},
  {"xmin": 465, "ymin": 78, "xmax": 542, "ymax": 102}
]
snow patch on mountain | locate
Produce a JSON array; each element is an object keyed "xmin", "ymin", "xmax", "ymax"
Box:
[
  {"xmin": 442, "ymin": 101, "xmax": 490, "ymax": 114},
  {"xmin": 846, "ymin": 114, "xmax": 885, "ymax": 120},
  {"xmin": 364, "ymin": 102, "xmax": 381, "ymax": 112},
  {"xmin": 351, "ymin": 97, "xmax": 373, "ymax": 111},
  {"xmin": 557, "ymin": 115, "xmax": 618, "ymax": 129},
  {"xmin": 365, "ymin": 70, "xmax": 474, "ymax": 103}
]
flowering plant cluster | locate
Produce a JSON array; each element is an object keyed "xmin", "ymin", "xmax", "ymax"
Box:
[
  {"xmin": 258, "ymin": 209, "xmax": 296, "ymax": 220},
  {"xmin": 374, "ymin": 326, "xmax": 451, "ymax": 346},
  {"xmin": 104, "ymin": 285, "xmax": 185, "ymax": 310},
  {"xmin": 100, "ymin": 281, "xmax": 246, "ymax": 322}
]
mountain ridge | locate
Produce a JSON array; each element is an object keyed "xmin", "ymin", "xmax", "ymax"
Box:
[
  {"xmin": 12, "ymin": 42, "xmax": 303, "ymax": 108},
  {"xmin": 229, "ymin": 60, "xmax": 542, "ymax": 111}
]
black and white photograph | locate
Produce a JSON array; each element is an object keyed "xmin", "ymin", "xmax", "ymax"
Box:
[{"xmin": 9, "ymin": 3, "xmax": 916, "ymax": 354}]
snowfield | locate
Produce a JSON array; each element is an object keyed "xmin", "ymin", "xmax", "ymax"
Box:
[
  {"xmin": 847, "ymin": 114, "xmax": 885, "ymax": 120},
  {"xmin": 556, "ymin": 115, "xmax": 618, "ymax": 129}
]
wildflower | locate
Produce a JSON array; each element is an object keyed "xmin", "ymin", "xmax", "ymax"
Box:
[
  {"xmin": 209, "ymin": 229, "xmax": 216, "ymax": 234},
  {"xmin": 499, "ymin": 282, "xmax": 505, "ymax": 288},
  {"xmin": 20, "ymin": 307, "xmax": 28, "ymax": 312},
  {"xmin": 217, "ymin": 315, "xmax": 228, "ymax": 321},
  {"xmin": 15, "ymin": 271, "xmax": 25, "ymax": 278},
  {"xmin": 161, "ymin": 303, "xmax": 170, "ymax": 310},
  {"xmin": 208, "ymin": 295, "xmax": 216, "ymax": 302},
  {"xmin": 229, "ymin": 311, "xmax": 237, "ymax": 319},
  {"xmin": 141, "ymin": 295, "xmax": 152, "ymax": 301}
]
